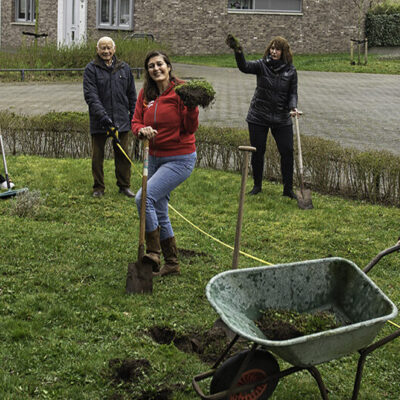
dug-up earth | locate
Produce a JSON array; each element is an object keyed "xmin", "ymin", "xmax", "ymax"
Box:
[{"xmin": 106, "ymin": 320, "xmax": 241, "ymax": 400}]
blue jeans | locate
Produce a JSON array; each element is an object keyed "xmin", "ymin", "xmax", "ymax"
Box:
[{"xmin": 135, "ymin": 152, "xmax": 197, "ymax": 241}]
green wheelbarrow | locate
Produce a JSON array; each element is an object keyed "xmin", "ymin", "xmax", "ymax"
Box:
[{"xmin": 193, "ymin": 240, "xmax": 400, "ymax": 400}]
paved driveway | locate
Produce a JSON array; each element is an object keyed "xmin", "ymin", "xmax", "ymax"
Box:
[{"xmin": 0, "ymin": 63, "xmax": 399, "ymax": 154}]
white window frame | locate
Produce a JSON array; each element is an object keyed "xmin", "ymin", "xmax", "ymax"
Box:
[
  {"xmin": 97, "ymin": 0, "xmax": 133, "ymax": 30},
  {"xmin": 228, "ymin": 0, "xmax": 302, "ymax": 14},
  {"xmin": 15, "ymin": 0, "xmax": 36, "ymax": 23}
]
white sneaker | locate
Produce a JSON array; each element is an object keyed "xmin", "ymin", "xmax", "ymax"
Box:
[{"xmin": 1, "ymin": 180, "xmax": 15, "ymax": 189}]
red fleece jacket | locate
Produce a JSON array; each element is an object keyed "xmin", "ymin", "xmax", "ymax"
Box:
[{"xmin": 131, "ymin": 81, "xmax": 199, "ymax": 157}]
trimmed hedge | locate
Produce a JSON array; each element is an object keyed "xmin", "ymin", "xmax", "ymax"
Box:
[
  {"xmin": 0, "ymin": 111, "xmax": 399, "ymax": 206},
  {"xmin": 366, "ymin": 13, "xmax": 400, "ymax": 46}
]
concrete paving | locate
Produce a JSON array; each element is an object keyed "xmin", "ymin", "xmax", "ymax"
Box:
[{"xmin": 0, "ymin": 63, "xmax": 399, "ymax": 154}]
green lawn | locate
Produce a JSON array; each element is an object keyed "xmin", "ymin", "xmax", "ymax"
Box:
[
  {"xmin": 0, "ymin": 155, "xmax": 399, "ymax": 399},
  {"xmin": 172, "ymin": 52, "xmax": 400, "ymax": 75}
]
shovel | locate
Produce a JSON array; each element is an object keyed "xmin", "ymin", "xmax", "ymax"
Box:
[
  {"xmin": 125, "ymin": 139, "xmax": 153, "ymax": 294},
  {"xmin": 232, "ymin": 145, "xmax": 256, "ymax": 269},
  {"xmin": 294, "ymin": 113, "xmax": 313, "ymax": 210}
]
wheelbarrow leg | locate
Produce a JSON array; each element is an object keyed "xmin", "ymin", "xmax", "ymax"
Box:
[
  {"xmin": 352, "ymin": 352, "xmax": 367, "ymax": 400},
  {"xmin": 351, "ymin": 328, "xmax": 400, "ymax": 400},
  {"xmin": 212, "ymin": 334, "xmax": 240, "ymax": 370},
  {"xmin": 307, "ymin": 366, "xmax": 329, "ymax": 400}
]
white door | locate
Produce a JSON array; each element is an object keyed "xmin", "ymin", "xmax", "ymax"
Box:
[
  {"xmin": 58, "ymin": 0, "xmax": 87, "ymax": 46},
  {"xmin": 64, "ymin": 0, "xmax": 80, "ymax": 44}
]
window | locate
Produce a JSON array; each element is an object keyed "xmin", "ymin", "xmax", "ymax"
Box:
[
  {"xmin": 228, "ymin": 0, "xmax": 301, "ymax": 13},
  {"xmin": 98, "ymin": 0, "xmax": 133, "ymax": 29},
  {"xmin": 15, "ymin": 0, "xmax": 36, "ymax": 23}
]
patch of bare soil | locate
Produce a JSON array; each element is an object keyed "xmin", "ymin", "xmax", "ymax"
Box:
[
  {"xmin": 108, "ymin": 358, "xmax": 151, "ymax": 383},
  {"xmin": 148, "ymin": 319, "xmax": 246, "ymax": 364},
  {"xmin": 138, "ymin": 384, "xmax": 185, "ymax": 400},
  {"xmin": 256, "ymin": 309, "xmax": 340, "ymax": 340},
  {"xmin": 178, "ymin": 248, "xmax": 211, "ymax": 265},
  {"xmin": 107, "ymin": 358, "xmax": 184, "ymax": 400}
]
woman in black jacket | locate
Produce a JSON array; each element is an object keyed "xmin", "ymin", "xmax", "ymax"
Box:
[{"xmin": 227, "ymin": 35, "xmax": 299, "ymax": 198}]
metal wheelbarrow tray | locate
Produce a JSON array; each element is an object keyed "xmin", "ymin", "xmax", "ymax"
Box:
[{"xmin": 193, "ymin": 242, "xmax": 400, "ymax": 400}]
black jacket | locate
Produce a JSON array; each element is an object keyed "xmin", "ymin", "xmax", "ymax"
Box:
[
  {"xmin": 235, "ymin": 52, "xmax": 298, "ymax": 126},
  {"xmin": 83, "ymin": 55, "xmax": 137, "ymax": 134}
]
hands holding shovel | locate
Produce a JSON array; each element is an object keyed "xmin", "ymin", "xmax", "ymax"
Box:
[{"xmin": 138, "ymin": 126, "xmax": 158, "ymax": 140}]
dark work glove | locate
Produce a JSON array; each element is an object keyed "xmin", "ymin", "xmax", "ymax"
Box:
[
  {"xmin": 226, "ymin": 34, "xmax": 242, "ymax": 53},
  {"xmin": 100, "ymin": 115, "xmax": 114, "ymax": 130}
]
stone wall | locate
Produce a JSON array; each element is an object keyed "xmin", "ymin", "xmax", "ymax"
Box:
[{"xmin": 1, "ymin": 1, "xmax": 57, "ymax": 48}]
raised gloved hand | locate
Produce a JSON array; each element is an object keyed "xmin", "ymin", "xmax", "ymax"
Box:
[{"xmin": 226, "ymin": 34, "xmax": 242, "ymax": 53}]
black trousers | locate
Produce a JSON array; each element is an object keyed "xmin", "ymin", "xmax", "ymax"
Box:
[
  {"xmin": 248, "ymin": 122, "xmax": 294, "ymax": 191},
  {"xmin": 91, "ymin": 131, "xmax": 131, "ymax": 192}
]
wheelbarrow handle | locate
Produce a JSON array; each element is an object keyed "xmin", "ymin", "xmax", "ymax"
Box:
[{"xmin": 363, "ymin": 240, "xmax": 400, "ymax": 274}]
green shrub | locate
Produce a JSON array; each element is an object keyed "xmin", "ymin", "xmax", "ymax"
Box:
[
  {"xmin": 366, "ymin": 13, "xmax": 400, "ymax": 46},
  {"xmin": 366, "ymin": 1, "xmax": 400, "ymax": 46},
  {"xmin": 0, "ymin": 111, "xmax": 399, "ymax": 206},
  {"xmin": 0, "ymin": 35, "xmax": 169, "ymax": 70}
]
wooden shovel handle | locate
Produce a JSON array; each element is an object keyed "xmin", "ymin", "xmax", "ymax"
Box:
[
  {"xmin": 139, "ymin": 139, "xmax": 149, "ymax": 255},
  {"xmin": 232, "ymin": 146, "xmax": 256, "ymax": 269},
  {"xmin": 294, "ymin": 114, "xmax": 305, "ymax": 191}
]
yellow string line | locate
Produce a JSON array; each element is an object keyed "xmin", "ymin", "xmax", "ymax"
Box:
[
  {"xmin": 168, "ymin": 203, "xmax": 273, "ymax": 266},
  {"xmin": 130, "ymin": 149, "xmax": 398, "ymax": 330},
  {"xmin": 172, "ymin": 197, "xmax": 400, "ymax": 331},
  {"xmin": 115, "ymin": 142, "xmax": 141, "ymax": 176},
  {"xmin": 388, "ymin": 320, "xmax": 400, "ymax": 329},
  {"xmin": 123, "ymin": 141, "xmax": 272, "ymax": 266}
]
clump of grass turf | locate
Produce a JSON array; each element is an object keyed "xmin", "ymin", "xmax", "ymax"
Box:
[
  {"xmin": 175, "ymin": 79, "xmax": 216, "ymax": 109},
  {"xmin": 8, "ymin": 189, "xmax": 46, "ymax": 217},
  {"xmin": 256, "ymin": 308, "xmax": 340, "ymax": 340},
  {"xmin": 225, "ymin": 33, "xmax": 243, "ymax": 52}
]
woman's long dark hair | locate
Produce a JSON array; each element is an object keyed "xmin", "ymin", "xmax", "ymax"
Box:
[
  {"xmin": 263, "ymin": 36, "xmax": 293, "ymax": 64},
  {"xmin": 143, "ymin": 50, "xmax": 175, "ymax": 101}
]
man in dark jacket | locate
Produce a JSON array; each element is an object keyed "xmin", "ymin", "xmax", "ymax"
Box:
[{"xmin": 83, "ymin": 36, "xmax": 137, "ymax": 198}]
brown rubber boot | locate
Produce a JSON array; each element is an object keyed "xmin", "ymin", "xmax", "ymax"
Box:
[
  {"xmin": 142, "ymin": 227, "xmax": 161, "ymax": 272},
  {"xmin": 158, "ymin": 236, "xmax": 180, "ymax": 276}
]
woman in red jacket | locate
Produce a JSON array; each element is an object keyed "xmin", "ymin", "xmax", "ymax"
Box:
[{"xmin": 131, "ymin": 50, "xmax": 199, "ymax": 276}]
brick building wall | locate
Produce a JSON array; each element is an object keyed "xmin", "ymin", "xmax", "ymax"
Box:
[
  {"xmin": 1, "ymin": 1, "xmax": 57, "ymax": 48},
  {"xmin": 1, "ymin": 0, "xmax": 366, "ymax": 54},
  {"xmin": 133, "ymin": 0, "xmax": 361, "ymax": 54}
]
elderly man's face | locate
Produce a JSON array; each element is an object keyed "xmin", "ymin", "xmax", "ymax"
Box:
[{"xmin": 97, "ymin": 39, "xmax": 115, "ymax": 63}]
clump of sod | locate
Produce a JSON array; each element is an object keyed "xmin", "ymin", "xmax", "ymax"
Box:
[
  {"xmin": 175, "ymin": 79, "xmax": 216, "ymax": 109},
  {"xmin": 226, "ymin": 33, "xmax": 242, "ymax": 52},
  {"xmin": 255, "ymin": 308, "xmax": 341, "ymax": 341}
]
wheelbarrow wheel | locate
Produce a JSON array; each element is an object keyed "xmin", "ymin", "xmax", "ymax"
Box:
[{"xmin": 210, "ymin": 349, "xmax": 280, "ymax": 400}]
